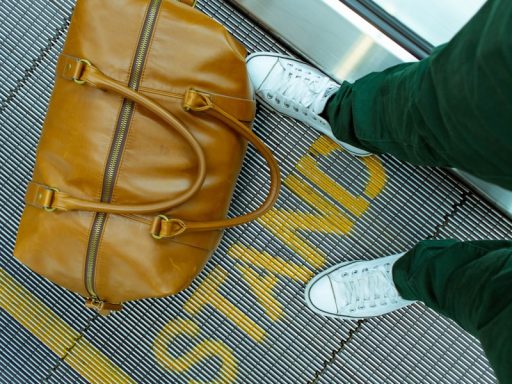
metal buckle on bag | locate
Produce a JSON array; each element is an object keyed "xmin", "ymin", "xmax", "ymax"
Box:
[
  {"xmin": 42, "ymin": 187, "xmax": 59, "ymax": 212},
  {"xmin": 150, "ymin": 215, "xmax": 186, "ymax": 240},
  {"xmin": 73, "ymin": 58, "xmax": 92, "ymax": 85},
  {"xmin": 151, "ymin": 214, "xmax": 170, "ymax": 240},
  {"xmin": 85, "ymin": 298, "xmax": 123, "ymax": 316}
]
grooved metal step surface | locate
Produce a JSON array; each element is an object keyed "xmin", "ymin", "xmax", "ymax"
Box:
[{"xmin": 0, "ymin": 1, "xmax": 508, "ymax": 383}]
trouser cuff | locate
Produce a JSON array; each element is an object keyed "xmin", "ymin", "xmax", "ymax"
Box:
[{"xmin": 392, "ymin": 251, "xmax": 419, "ymax": 301}]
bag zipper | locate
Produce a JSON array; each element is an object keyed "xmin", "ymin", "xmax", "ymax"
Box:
[{"xmin": 84, "ymin": 0, "xmax": 162, "ymax": 301}]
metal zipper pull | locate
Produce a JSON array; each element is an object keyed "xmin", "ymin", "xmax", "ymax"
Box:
[{"xmin": 85, "ymin": 298, "xmax": 123, "ymax": 316}]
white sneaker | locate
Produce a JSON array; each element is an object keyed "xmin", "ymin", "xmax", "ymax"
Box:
[
  {"xmin": 305, "ymin": 253, "xmax": 416, "ymax": 319},
  {"xmin": 246, "ymin": 52, "xmax": 371, "ymax": 157}
]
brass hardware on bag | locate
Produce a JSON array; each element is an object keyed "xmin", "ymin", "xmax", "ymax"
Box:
[
  {"xmin": 43, "ymin": 187, "xmax": 59, "ymax": 212},
  {"xmin": 150, "ymin": 215, "xmax": 187, "ymax": 239},
  {"xmin": 151, "ymin": 214, "xmax": 170, "ymax": 240},
  {"xmin": 85, "ymin": 298, "xmax": 123, "ymax": 316},
  {"xmin": 73, "ymin": 58, "xmax": 92, "ymax": 85},
  {"xmin": 183, "ymin": 89, "xmax": 214, "ymax": 112},
  {"xmin": 168, "ymin": 218, "xmax": 187, "ymax": 237}
]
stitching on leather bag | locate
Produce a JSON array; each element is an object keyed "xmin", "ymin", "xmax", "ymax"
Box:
[
  {"xmin": 119, "ymin": 214, "xmax": 220, "ymax": 252},
  {"xmin": 139, "ymin": 87, "xmax": 255, "ymax": 121},
  {"xmin": 168, "ymin": 238, "xmax": 216, "ymax": 252},
  {"xmin": 138, "ymin": 88, "xmax": 182, "ymax": 99},
  {"xmin": 139, "ymin": 87, "xmax": 252, "ymax": 104}
]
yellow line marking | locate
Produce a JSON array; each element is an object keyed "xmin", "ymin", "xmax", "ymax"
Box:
[
  {"xmin": 360, "ymin": 155, "xmax": 387, "ymax": 198},
  {"xmin": 229, "ymin": 244, "xmax": 313, "ymax": 283},
  {"xmin": 236, "ymin": 265, "xmax": 284, "ymax": 321},
  {"xmin": 310, "ymin": 136, "xmax": 387, "ymax": 200},
  {"xmin": 257, "ymin": 173, "xmax": 353, "ymax": 270},
  {"xmin": 297, "ymin": 156, "xmax": 370, "ymax": 216},
  {"xmin": 0, "ymin": 268, "xmax": 135, "ymax": 384},
  {"xmin": 183, "ymin": 266, "xmax": 266, "ymax": 343},
  {"xmin": 154, "ymin": 318, "xmax": 238, "ymax": 384}
]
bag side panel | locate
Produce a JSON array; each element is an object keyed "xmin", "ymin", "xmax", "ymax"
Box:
[{"xmin": 14, "ymin": 0, "xmax": 154, "ymax": 297}]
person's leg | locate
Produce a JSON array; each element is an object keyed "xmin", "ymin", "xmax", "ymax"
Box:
[
  {"xmin": 326, "ymin": 0, "xmax": 512, "ymax": 189},
  {"xmin": 248, "ymin": 0, "xmax": 512, "ymax": 381},
  {"xmin": 246, "ymin": 52, "xmax": 371, "ymax": 157},
  {"xmin": 247, "ymin": 0, "xmax": 512, "ymax": 188},
  {"xmin": 393, "ymin": 240, "xmax": 512, "ymax": 384},
  {"xmin": 305, "ymin": 240, "xmax": 512, "ymax": 383}
]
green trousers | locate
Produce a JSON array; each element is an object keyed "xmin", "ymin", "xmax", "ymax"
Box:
[
  {"xmin": 324, "ymin": 0, "xmax": 512, "ymax": 382},
  {"xmin": 394, "ymin": 240, "xmax": 512, "ymax": 383}
]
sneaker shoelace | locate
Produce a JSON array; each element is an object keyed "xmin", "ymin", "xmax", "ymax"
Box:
[
  {"xmin": 262, "ymin": 60, "xmax": 337, "ymax": 116},
  {"xmin": 330, "ymin": 263, "xmax": 401, "ymax": 313}
]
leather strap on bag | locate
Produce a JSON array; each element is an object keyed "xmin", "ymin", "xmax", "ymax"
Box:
[
  {"xmin": 149, "ymin": 89, "xmax": 282, "ymax": 238},
  {"xmin": 29, "ymin": 57, "xmax": 281, "ymax": 237},
  {"xmin": 27, "ymin": 56, "xmax": 207, "ymax": 215},
  {"xmin": 177, "ymin": 0, "xmax": 196, "ymax": 6}
]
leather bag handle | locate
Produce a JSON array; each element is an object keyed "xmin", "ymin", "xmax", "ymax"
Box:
[
  {"xmin": 33, "ymin": 57, "xmax": 207, "ymax": 214},
  {"xmin": 150, "ymin": 89, "xmax": 281, "ymax": 237},
  {"xmin": 89, "ymin": 64, "xmax": 281, "ymax": 226},
  {"xmin": 31, "ymin": 57, "xmax": 281, "ymax": 234}
]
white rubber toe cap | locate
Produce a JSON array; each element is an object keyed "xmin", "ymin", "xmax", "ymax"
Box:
[
  {"xmin": 305, "ymin": 275, "xmax": 338, "ymax": 316},
  {"xmin": 246, "ymin": 53, "xmax": 281, "ymax": 90}
]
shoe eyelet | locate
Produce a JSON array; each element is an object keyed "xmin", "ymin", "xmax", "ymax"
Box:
[{"xmin": 267, "ymin": 94, "xmax": 273, "ymax": 99}]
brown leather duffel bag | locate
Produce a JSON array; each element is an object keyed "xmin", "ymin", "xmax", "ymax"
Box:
[{"xmin": 14, "ymin": 0, "xmax": 280, "ymax": 315}]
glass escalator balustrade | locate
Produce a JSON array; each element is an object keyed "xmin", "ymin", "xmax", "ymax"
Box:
[{"xmin": 371, "ymin": 0, "xmax": 485, "ymax": 46}]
